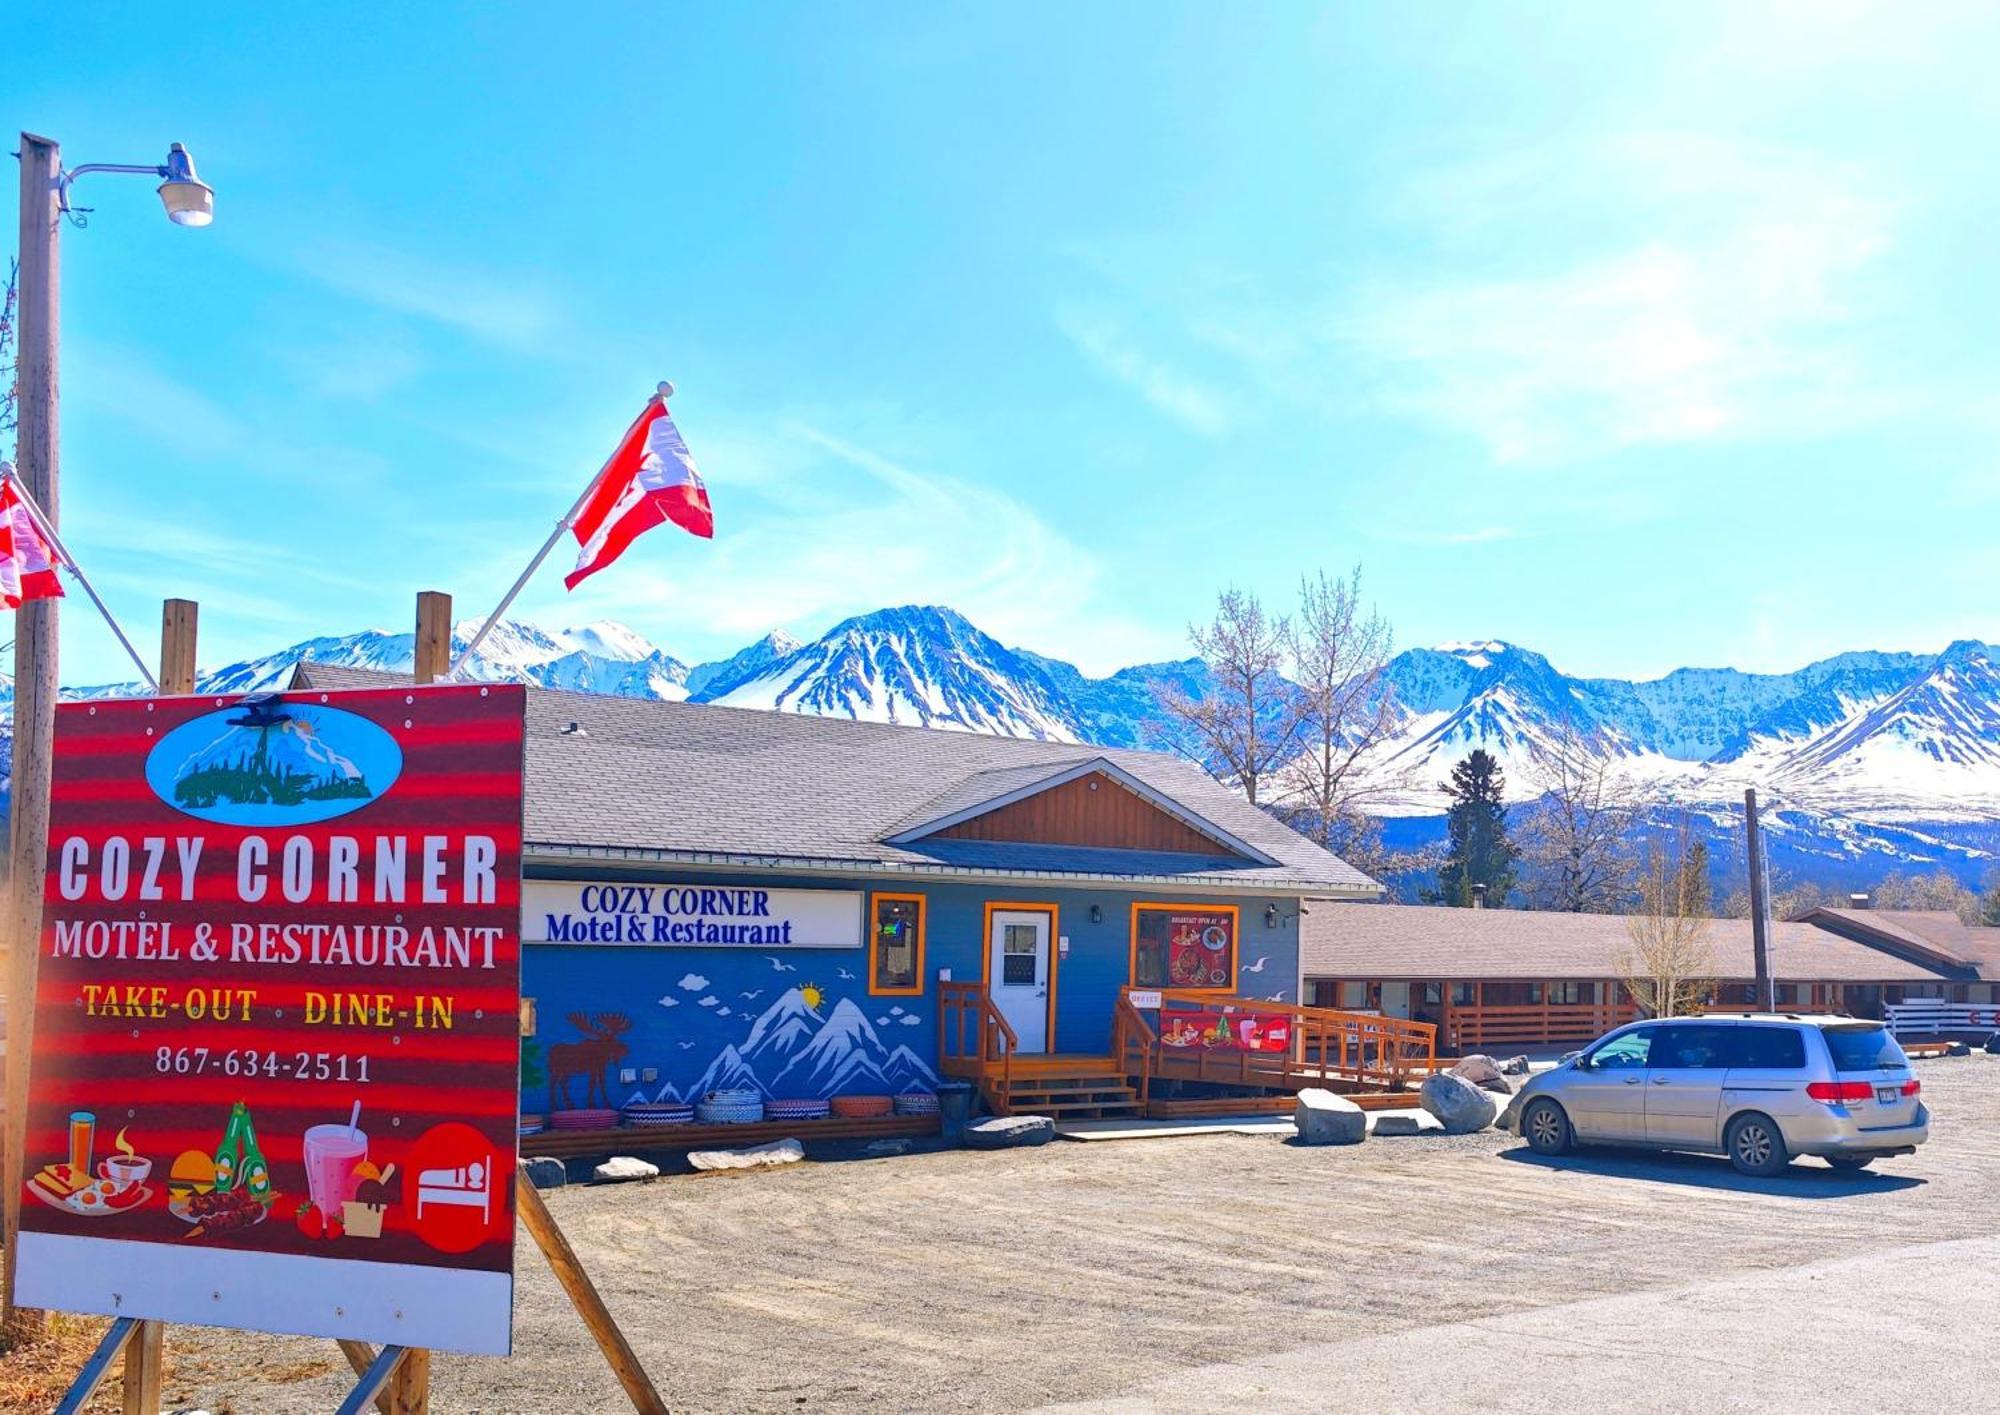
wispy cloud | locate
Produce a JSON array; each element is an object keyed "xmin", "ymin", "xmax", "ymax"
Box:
[
  {"xmin": 496, "ymin": 418, "xmax": 1179, "ymax": 673},
  {"xmin": 1344, "ymin": 135, "xmax": 1897, "ymax": 464},
  {"xmin": 1377, "ymin": 524, "xmax": 1522, "ymax": 547},
  {"xmin": 1056, "ymin": 307, "xmax": 1231, "ymax": 436},
  {"xmin": 296, "ymin": 238, "xmax": 561, "ymax": 348}
]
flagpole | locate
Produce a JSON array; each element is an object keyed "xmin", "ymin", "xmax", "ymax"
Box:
[
  {"xmin": 447, "ymin": 383, "xmax": 671, "ymax": 677},
  {"xmin": 0, "ymin": 466, "xmax": 159, "ymax": 692}
]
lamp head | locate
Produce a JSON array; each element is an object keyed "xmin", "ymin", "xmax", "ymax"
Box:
[{"xmin": 157, "ymin": 143, "xmax": 214, "ymax": 227}]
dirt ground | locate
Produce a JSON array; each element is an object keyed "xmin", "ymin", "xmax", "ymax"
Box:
[{"xmin": 19, "ymin": 1055, "xmax": 2000, "ymax": 1413}]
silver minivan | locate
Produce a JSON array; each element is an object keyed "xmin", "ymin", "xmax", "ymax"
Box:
[{"xmin": 1506, "ymin": 1014, "xmax": 1929, "ymax": 1176}]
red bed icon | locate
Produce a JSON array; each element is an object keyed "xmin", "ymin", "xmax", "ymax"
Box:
[{"xmin": 403, "ymin": 1122, "xmax": 506, "ymax": 1254}]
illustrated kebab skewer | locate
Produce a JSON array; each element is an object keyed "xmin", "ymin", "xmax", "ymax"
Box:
[{"xmin": 185, "ymin": 1101, "xmax": 274, "ymax": 1240}]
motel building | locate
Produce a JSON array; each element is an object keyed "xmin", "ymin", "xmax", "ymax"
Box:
[
  {"xmin": 291, "ymin": 664, "xmax": 1435, "ymax": 1154},
  {"xmin": 1300, "ymin": 900, "xmax": 2000, "ymax": 1055}
]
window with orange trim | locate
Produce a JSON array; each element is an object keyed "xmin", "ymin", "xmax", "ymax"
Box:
[
  {"xmin": 1131, "ymin": 904, "xmax": 1237, "ymax": 990},
  {"xmin": 869, "ymin": 892, "xmax": 926, "ymax": 995}
]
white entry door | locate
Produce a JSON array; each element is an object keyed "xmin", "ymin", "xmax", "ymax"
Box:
[{"xmin": 988, "ymin": 909, "xmax": 1052, "ymax": 1052}]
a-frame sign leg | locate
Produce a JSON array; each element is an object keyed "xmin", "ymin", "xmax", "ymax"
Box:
[
  {"xmin": 516, "ymin": 1172, "xmax": 667, "ymax": 1414},
  {"xmin": 121, "ymin": 1318, "xmax": 164, "ymax": 1414}
]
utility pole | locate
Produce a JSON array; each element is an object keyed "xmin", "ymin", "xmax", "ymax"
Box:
[
  {"xmin": 4, "ymin": 132, "xmax": 62, "ymax": 1337},
  {"xmin": 1745, "ymin": 787, "xmax": 1775, "ymax": 1012}
]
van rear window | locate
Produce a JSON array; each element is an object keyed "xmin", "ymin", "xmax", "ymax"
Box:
[{"xmin": 1821, "ymin": 1025, "xmax": 1909, "ymax": 1071}]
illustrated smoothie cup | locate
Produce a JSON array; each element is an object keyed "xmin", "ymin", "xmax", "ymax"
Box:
[{"xmin": 302, "ymin": 1123, "xmax": 368, "ymax": 1213}]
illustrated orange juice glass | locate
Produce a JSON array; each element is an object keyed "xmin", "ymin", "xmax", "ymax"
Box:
[{"xmin": 67, "ymin": 1111, "xmax": 95, "ymax": 1175}]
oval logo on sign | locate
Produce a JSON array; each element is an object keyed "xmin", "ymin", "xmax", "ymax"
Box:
[{"xmin": 145, "ymin": 700, "xmax": 403, "ymax": 826}]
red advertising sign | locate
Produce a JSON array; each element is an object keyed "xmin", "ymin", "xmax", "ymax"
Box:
[
  {"xmin": 1156, "ymin": 1009, "xmax": 1292, "ymax": 1054},
  {"xmin": 15, "ymin": 684, "xmax": 526, "ymax": 1357},
  {"xmin": 1150, "ymin": 908, "xmax": 1236, "ymax": 989}
]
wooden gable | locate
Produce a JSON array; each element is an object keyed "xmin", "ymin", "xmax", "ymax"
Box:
[{"xmin": 931, "ymin": 770, "xmax": 1245, "ymax": 857}]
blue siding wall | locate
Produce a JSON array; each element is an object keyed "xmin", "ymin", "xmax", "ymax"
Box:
[{"xmin": 519, "ymin": 868, "xmax": 1302, "ymax": 1113}]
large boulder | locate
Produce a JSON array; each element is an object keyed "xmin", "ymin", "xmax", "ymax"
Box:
[
  {"xmin": 1985, "ymin": 1032, "xmax": 2000, "ymax": 1056},
  {"xmin": 1450, "ymin": 1054, "xmax": 1513, "ymax": 1095},
  {"xmin": 688, "ymin": 1138, "xmax": 805, "ymax": 1172},
  {"xmin": 592, "ymin": 1155, "xmax": 661, "ymax": 1183},
  {"xmin": 1499, "ymin": 1055, "xmax": 1531, "ymax": 1077},
  {"xmin": 1371, "ymin": 1110, "xmax": 1444, "ymax": 1137},
  {"xmin": 1450, "ymin": 1054, "xmax": 1504, "ymax": 1085},
  {"xmin": 522, "ymin": 1156, "xmax": 567, "ymax": 1191},
  {"xmin": 1420, "ymin": 1073, "xmax": 1499, "ymax": 1134},
  {"xmin": 965, "ymin": 1115, "xmax": 1056, "ymax": 1150},
  {"xmin": 1945, "ymin": 1041, "xmax": 1972, "ymax": 1057},
  {"xmin": 1293, "ymin": 1088, "xmax": 1366, "ymax": 1146}
]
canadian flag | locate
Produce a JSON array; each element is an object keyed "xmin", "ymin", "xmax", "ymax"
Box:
[
  {"xmin": 0, "ymin": 474, "xmax": 66, "ymax": 610},
  {"xmin": 565, "ymin": 385, "xmax": 713, "ymax": 590}
]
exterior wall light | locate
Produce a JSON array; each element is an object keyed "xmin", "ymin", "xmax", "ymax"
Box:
[
  {"xmin": 56, "ymin": 141, "xmax": 214, "ymax": 228},
  {"xmin": 1265, "ymin": 903, "xmax": 1279, "ymax": 928}
]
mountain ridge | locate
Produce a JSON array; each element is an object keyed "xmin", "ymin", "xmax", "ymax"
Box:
[{"xmin": 7, "ymin": 604, "xmax": 1999, "ymax": 880}]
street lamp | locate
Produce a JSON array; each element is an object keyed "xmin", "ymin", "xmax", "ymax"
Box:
[
  {"xmin": 54, "ymin": 140, "xmax": 214, "ymax": 228},
  {"xmin": 3, "ymin": 131, "xmax": 213, "ymax": 1334}
]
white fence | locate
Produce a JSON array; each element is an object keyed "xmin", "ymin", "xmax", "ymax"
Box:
[{"xmin": 1884, "ymin": 1000, "xmax": 2000, "ymax": 1038}]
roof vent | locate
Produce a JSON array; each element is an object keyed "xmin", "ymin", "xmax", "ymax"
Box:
[{"xmin": 560, "ymin": 721, "xmax": 587, "ymax": 736}]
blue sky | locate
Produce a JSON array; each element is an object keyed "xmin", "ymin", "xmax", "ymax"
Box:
[{"xmin": 13, "ymin": 2, "xmax": 2000, "ymax": 684}]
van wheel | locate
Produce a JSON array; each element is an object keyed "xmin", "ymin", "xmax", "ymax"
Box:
[
  {"xmin": 1522, "ymin": 1099, "xmax": 1572, "ymax": 1156},
  {"xmin": 1725, "ymin": 1113, "xmax": 1790, "ymax": 1177},
  {"xmin": 1825, "ymin": 1154, "xmax": 1874, "ymax": 1172}
]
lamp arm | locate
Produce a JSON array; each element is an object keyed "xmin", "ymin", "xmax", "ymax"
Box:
[{"xmin": 55, "ymin": 162, "xmax": 172, "ymax": 214}]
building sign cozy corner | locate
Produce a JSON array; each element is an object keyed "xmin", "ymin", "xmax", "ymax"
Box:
[{"xmin": 524, "ymin": 880, "xmax": 864, "ymax": 949}]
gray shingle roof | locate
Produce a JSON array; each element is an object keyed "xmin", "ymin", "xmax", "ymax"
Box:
[
  {"xmin": 1299, "ymin": 902, "xmax": 1953, "ymax": 983},
  {"xmin": 289, "ymin": 662, "xmax": 1379, "ymax": 895}
]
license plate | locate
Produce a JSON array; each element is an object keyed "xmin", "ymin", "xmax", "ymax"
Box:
[{"xmin": 1875, "ymin": 1086, "xmax": 1898, "ymax": 1104}]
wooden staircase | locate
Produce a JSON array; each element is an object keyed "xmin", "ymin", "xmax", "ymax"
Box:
[{"xmin": 988, "ymin": 1063, "xmax": 1143, "ymax": 1119}]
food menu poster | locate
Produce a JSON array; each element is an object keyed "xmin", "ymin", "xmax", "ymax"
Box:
[
  {"xmin": 1156, "ymin": 1010, "xmax": 1292, "ymax": 1053},
  {"xmin": 15, "ymin": 684, "xmax": 526, "ymax": 1357},
  {"xmin": 1151, "ymin": 908, "xmax": 1236, "ymax": 989}
]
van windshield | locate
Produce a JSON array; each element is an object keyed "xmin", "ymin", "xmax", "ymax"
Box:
[{"xmin": 1821, "ymin": 1024, "xmax": 1909, "ymax": 1072}]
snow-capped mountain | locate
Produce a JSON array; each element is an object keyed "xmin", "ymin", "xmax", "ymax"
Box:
[
  {"xmin": 683, "ymin": 630, "xmax": 802, "ymax": 700},
  {"xmin": 10, "ymin": 599, "xmax": 2000, "ymax": 880},
  {"xmin": 699, "ymin": 605, "xmax": 1081, "ymax": 741}
]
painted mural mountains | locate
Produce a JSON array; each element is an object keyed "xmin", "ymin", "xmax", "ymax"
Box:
[{"xmin": 669, "ymin": 986, "xmax": 940, "ymax": 1102}]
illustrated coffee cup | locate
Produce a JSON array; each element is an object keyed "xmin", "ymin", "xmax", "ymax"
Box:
[{"xmin": 99, "ymin": 1154, "xmax": 151, "ymax": 1192}]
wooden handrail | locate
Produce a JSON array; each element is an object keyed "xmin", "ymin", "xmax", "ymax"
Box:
[
  {"xmin": 1125, "ymin": 986, "xmax": 1437, "ymax": 1093},
  {"xmin": 939, "ymin": 980, "xmax": 1017, "ymax": 1106},
  {"xmin": 1112, "ymin": 993, "xmax": 1158, "ymax": 1109}
]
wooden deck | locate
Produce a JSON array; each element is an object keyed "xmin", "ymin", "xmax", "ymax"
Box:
[{"xmin": 939, "ymin": 981, "xmax": 1438, "ymax": 1116}]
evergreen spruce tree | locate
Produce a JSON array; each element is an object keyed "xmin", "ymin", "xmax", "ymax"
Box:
[
  {"xmin": 1426, "ymin": 749, "xmax": 1518, "ymax": 907},
  {"xmin": 1675, "ymin": 835, "xmax": 1713, "ymax": 916}
]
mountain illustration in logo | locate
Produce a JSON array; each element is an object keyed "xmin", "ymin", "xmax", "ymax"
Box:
[{"xmin": 146, "ymin": 699, "xmax": 403, "ymax": 826}]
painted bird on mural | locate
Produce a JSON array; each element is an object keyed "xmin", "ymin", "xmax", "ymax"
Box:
[
  {"xmin": 768, "ymin": 956, "xmax": 798, "ymax": 973},
  {"xmin": 740, "ymin": 990, "xmax": 763, "ymax": 1000},
  {"xmin": 837, "ymin": 966, "xmax": 857, "ymax": 980},
  {"xmin": 1242, "ymin": 956, "xmax": 1269, "ymax": 974},
  {"xmin": 547, "ymin": 1012, "xmax": 633, "ymax": 1111}
]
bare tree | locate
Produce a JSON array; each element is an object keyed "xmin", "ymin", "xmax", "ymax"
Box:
[
  {"xmin": 1872, "ymin": 867, "xmax": 1980, "ymax": 923},
  {"xmin": 1, "ymin": 256, "xmax": 18, "ymax": 461},
  {"xmin": 1270, "ymin": 567, "xmax": 1403, "ymax": 850},
  {"xmin": 1516, "ymin": 725, "xmax": 1639, "ymax": 912},
  {"xmin": 1157, "ymin": 587, "xmax": 1304, "ymax": 807},
  {"xmin": 1618, "ymin": 833, "xmax": 1715, "ymax": 1018}
]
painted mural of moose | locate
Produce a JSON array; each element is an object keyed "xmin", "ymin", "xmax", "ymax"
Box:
[{"xmin": 547, "ymin": 1011, "xmax": 633, "ymax": 1111}]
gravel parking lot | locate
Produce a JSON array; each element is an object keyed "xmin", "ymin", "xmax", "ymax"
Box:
[{"xmin": 76, "ymin": 1054, "xmax": 2000, "ymax": 1411}]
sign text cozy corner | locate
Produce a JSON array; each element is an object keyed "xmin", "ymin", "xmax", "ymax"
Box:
[{"xmin": 16, "ymin": 683, "xmax": 527, "ymax": 1357}]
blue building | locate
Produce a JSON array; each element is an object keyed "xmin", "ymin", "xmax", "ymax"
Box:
[{"xmin": 293, "ymin": 664, "xmax": 1383, "ymax": 1137}]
